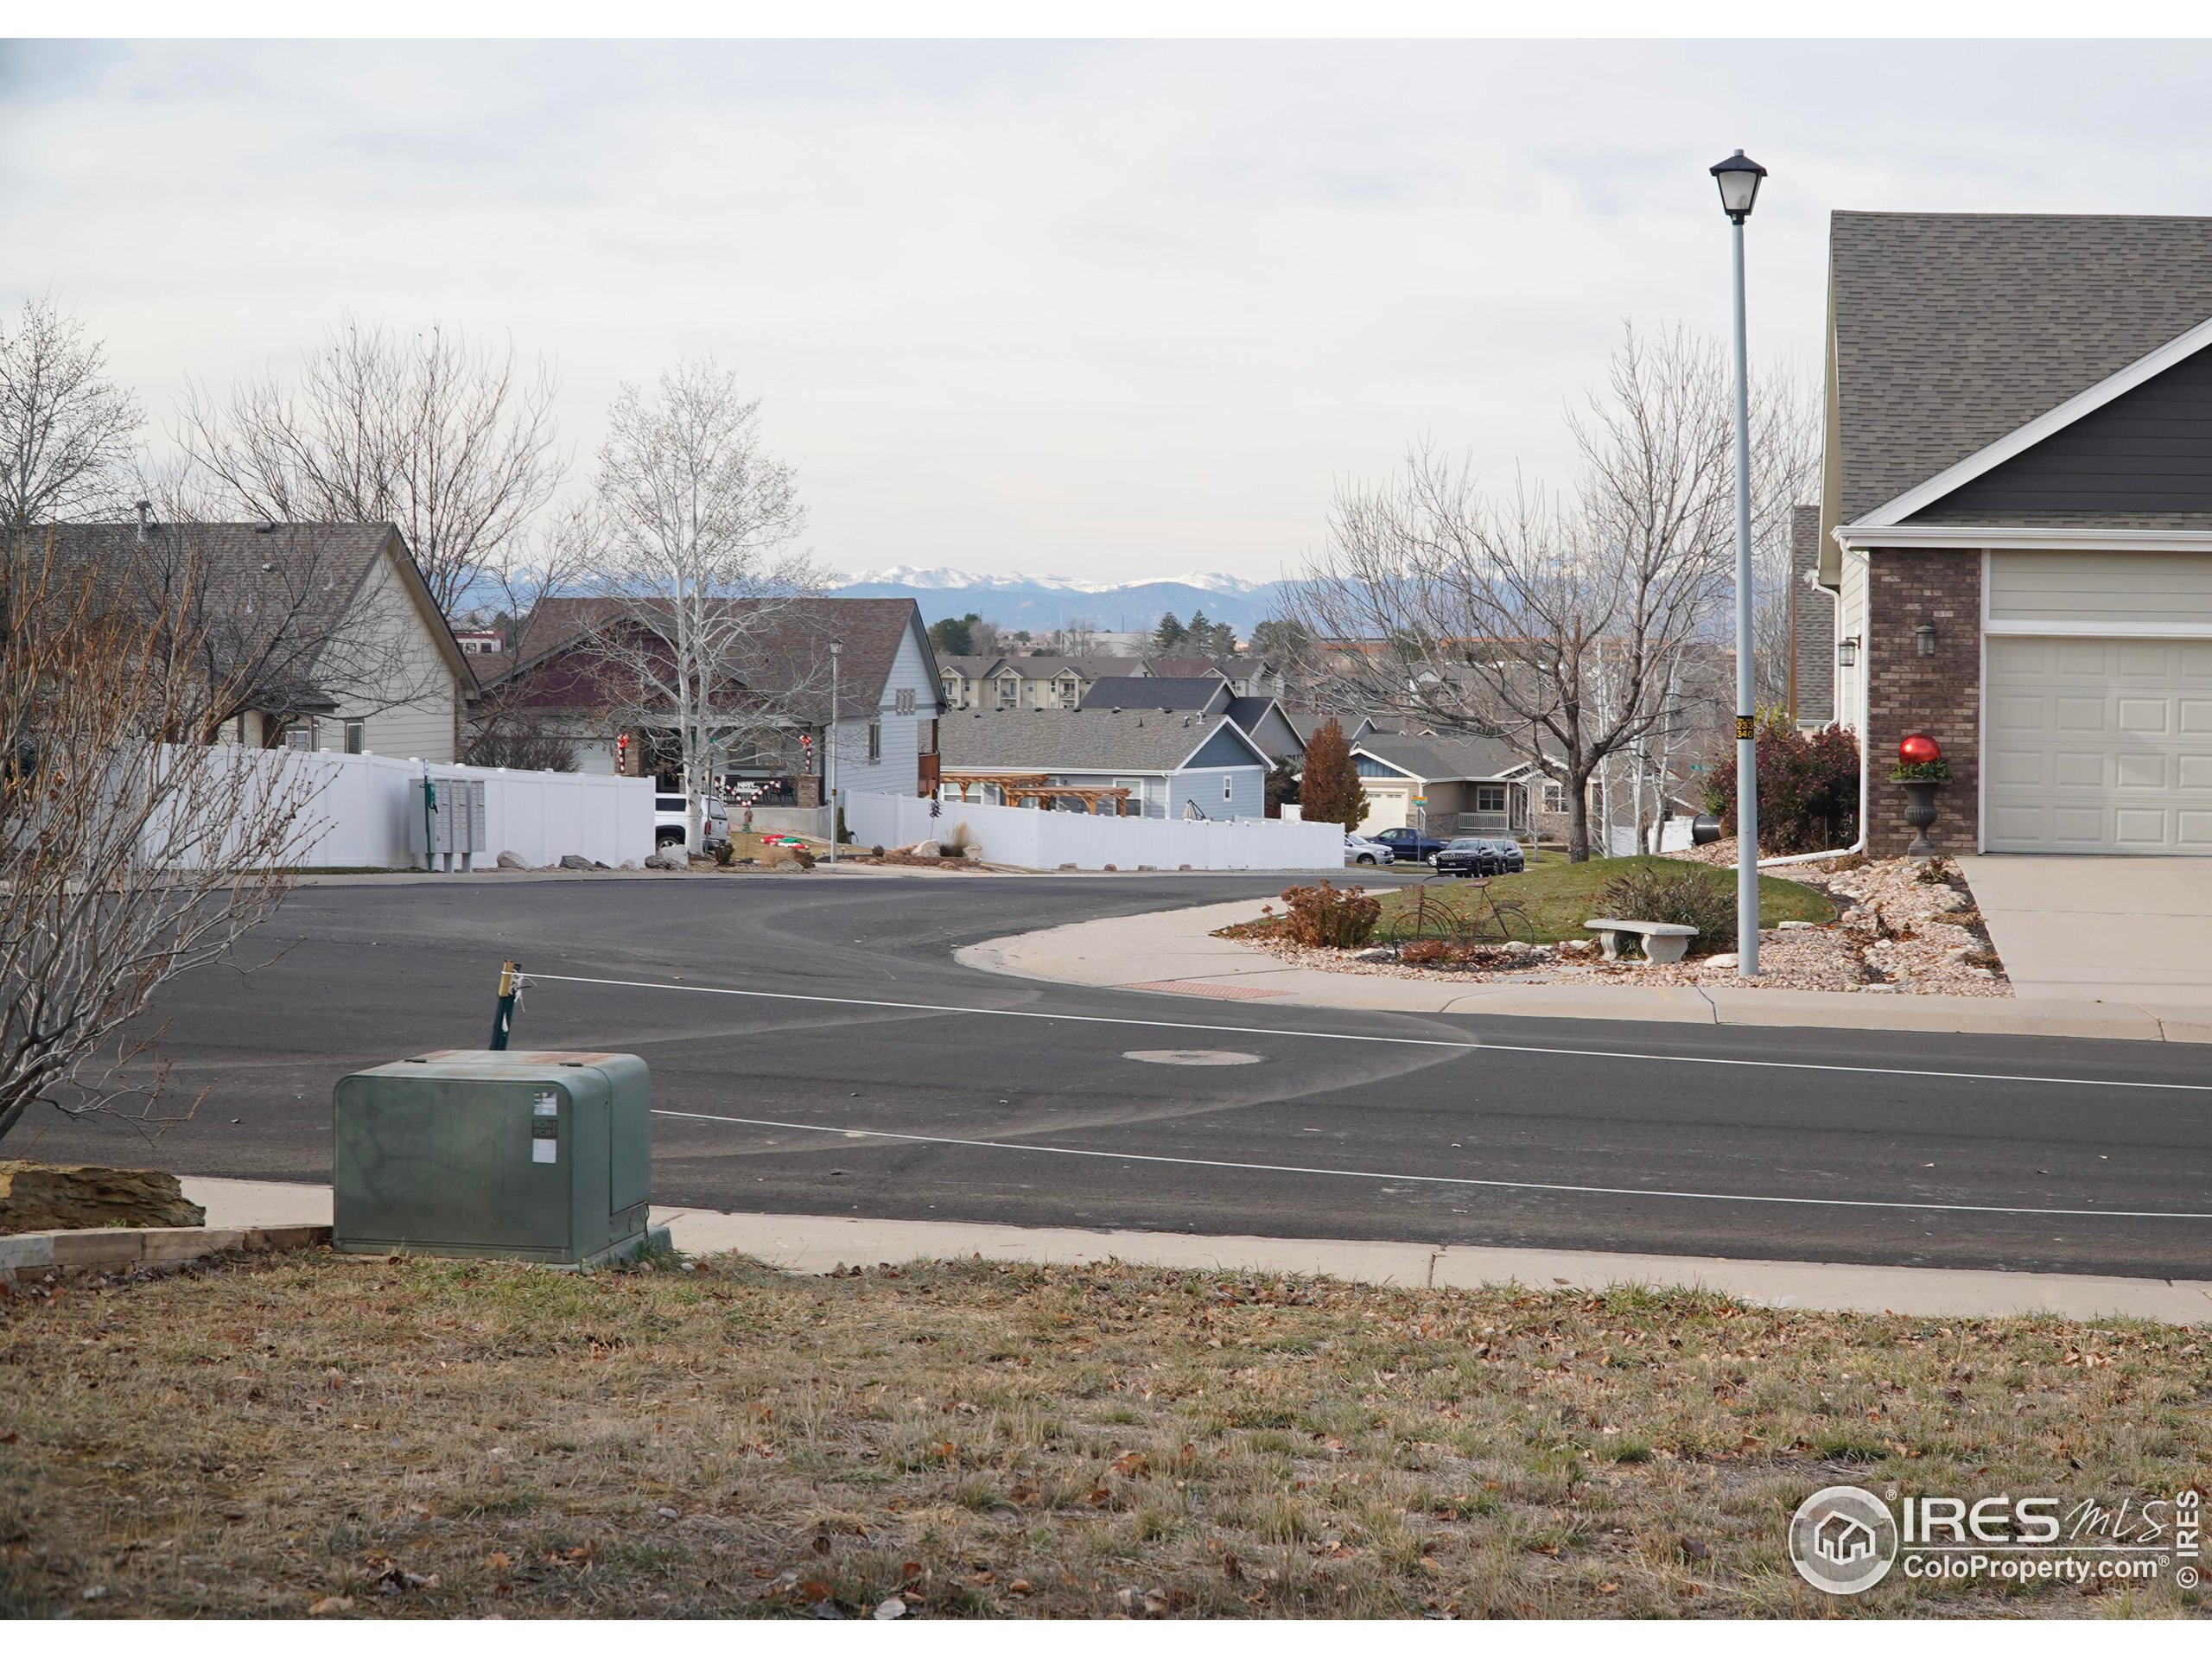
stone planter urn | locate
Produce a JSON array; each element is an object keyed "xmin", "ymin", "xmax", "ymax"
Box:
[{"xmin": 1899, "ymin": 778, "xmax": 1942, "ymax": 858}]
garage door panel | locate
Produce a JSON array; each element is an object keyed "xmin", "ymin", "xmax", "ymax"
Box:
[
  {"xmin": 1985, "ymin": 631, "xmax": 2212, "ymax": 855},
  {"xmin": 2114, "ymin": 809, "xmax": 2171, "ymax": 846},
  {"xmin": 2050, "ymin": 751, "xmax": 2104, "ymax": 786}
]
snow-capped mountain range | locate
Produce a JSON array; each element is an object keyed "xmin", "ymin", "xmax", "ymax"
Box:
[{"xmin": 831, "ymin": 567, "xmax": 1291, "ymax": 632}]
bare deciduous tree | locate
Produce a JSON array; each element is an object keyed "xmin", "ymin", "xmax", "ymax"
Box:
[
  {"xmin": 0, "ymin": 534, "xmax": 321, "ymax": 1146},
  {"xmin": 1746, "ymin": 359, "xmax": 1821, "ymax": 711},
  {"xmin": 591, "ymin": 356, "xmax": 821, "ymax": 851},
  {"xmin": 173, "ymin": 315, "xmax": 565, "ymax": 613},
  {"xmin": 0, "ymin": 296, "xmax": 143, "ymax": 529},
  {"xmin": 1288, "ymin": 326, "xmax": 1738, "ymax": 861}
]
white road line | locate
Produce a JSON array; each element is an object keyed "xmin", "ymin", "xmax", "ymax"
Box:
[
  {"xmin": 526, "ymin": 969, "xmax": 2212, "ymax": 1095},
  {"xmin": 653, "ymin": 1109, "xmax": 2212, "ymax": 1222}
]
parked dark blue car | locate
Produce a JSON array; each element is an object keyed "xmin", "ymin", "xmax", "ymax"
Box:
[{"xmin": 1373, "ymin": 826, "xmax": 1450, "ymax": 863}]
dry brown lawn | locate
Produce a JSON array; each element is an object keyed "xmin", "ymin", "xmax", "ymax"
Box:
[{"xmin": 1, "ymin": 1249, "xmax": 2206, "ymax": 1619}]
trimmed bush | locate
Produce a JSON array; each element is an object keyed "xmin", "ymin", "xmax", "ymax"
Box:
[
  {"xmin": 1599, "ymin": 863, "xmax": 1735, "ymax": 953},
  {"xmin": 1278, "ymin": 880, "xmax": 1381, "ymax": 949}
]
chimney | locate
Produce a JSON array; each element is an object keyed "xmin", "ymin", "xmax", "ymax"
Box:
[{"xmin": 134, "ymin": 499, "xmax": 153, "ymax": 542}]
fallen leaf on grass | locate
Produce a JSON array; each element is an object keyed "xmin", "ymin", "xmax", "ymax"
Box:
[
  {"xmin": 874, "ymin": 1596, "xmax": 907, "ymax": 1619},
  {"xmin": 308, "ymin": 1596, "xmax": 353, "ymax": 1616},
  {"xmin": 485, "ymin": 1553, "xmax": 512, "ymax": 1573},
  {"xmin": 1007, "ymin": 1579, "xmax": 1033, "ymax": 1596}
]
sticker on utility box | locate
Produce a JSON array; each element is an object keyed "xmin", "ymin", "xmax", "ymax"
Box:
[{"xmin": 531, "ymin": 1091, "xmax": 560, "ymax": 1163}]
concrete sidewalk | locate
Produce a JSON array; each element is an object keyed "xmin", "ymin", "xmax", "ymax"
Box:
[
  {"xmin": 957, "ymin": 898, "xmax": 2212, "ymax": 1043},
  {"xmin": 178, "ymin": 1177, "xmax": 2212, "ymax": 1324}
]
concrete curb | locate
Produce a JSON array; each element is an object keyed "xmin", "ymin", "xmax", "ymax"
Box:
[
  {"xmin": 957, "ymin": 898, "xmax": 2212, "ymax": 1044},
  {"xmin": 0, "ymin": 1223, "xmax": 331, "ymax": 1285},
  {"xmin": 174, "ymin": 1179, "xmax": 2212, "ymax": 1325}
]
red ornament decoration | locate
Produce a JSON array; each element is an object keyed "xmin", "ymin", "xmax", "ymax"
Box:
[{"xmin": 1897, "ymin": 733, "xmax": 1941, "ymax": 765}]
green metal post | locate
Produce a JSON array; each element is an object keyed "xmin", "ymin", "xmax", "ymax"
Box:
[{"xmin": 489, "ymin": 959, "xmax": 520, "ymax": 1051}]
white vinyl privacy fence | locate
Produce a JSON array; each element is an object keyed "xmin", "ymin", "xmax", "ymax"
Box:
[
  {"xmin": 150, "ymin": 746, "xmax": 654, "ymax": 870},
  {"xmin": 845, "ymin": 791, "xmax": 1344, "ymax": 872}
]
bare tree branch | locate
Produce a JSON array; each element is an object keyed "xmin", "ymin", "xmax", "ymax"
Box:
[
  {"xmin": 0, "ymin": 296, "xmax": 143, "ymax": 528},
  {"xmin": 172, "ymin": 315, "xmax": 566, "ymax": 614},
  {"xmin": 588, "ymin": 356, "xmax": 823, "ymax": 851}
]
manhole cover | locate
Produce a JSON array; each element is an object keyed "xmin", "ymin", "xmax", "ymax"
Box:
[{"xmin": 1121, "ymin": 1049, "xmax": 1262, "ymax": 1066}]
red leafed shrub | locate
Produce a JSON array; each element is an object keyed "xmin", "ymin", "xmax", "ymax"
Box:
[
  {"xmin": 1278, "ymin": 880, "xmax": 1381, "ymax": 949},
  {"xmin": 1704, "ymin": 717, "xmax": 1860, "ymax": 855}
]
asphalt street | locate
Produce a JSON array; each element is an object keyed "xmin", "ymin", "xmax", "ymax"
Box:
[{"xmin": 17, "ymin": 870, "xmax": 2212, "ymax": 1281}]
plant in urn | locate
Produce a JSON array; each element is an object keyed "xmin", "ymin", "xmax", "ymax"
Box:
[{"xmin": 1889, "ymin": 733, "xmax": 1948, "ymax": 858}]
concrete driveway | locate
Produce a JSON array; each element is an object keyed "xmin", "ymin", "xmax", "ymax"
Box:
[{"xmin": 1958, "ymin": 855, "xmax": 2212, "ymax": 1007}]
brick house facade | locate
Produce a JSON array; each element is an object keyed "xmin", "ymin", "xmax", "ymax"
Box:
[{"xmin": 1860, "ymin": 550, "xmax": 1981, "ymax": 856}]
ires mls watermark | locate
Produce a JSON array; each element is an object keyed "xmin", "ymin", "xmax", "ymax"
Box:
[{"xmin": 1789, "ymin": 1482, "xmax": 2203, "ymax": 1595}]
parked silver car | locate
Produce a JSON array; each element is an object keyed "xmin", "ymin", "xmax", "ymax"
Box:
[{"xmin": 1344, "ymin": 833, "xmax": 1395, "ymax": 867}]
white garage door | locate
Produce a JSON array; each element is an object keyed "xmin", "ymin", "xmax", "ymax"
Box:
[{"xmin": 1984, "ymin": 636, "xmax": 2212, "ymax": 853}]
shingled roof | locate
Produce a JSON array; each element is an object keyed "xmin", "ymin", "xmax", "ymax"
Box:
[
  {"xmin": 1353, "ymin": 731, "xmax": 1529, "ymax": 783},
  {"xmin": 486, "ymin": 594, "xmax": 931, "ymax": 723},
  {"xmin": 938, "ymin": 707, "xmax": 1264, "ymax": 772},
  {"xmin": 1831, "ymin": 212, "xmax": 2212, "ymax": 524},
  {"xmin": 1084, "ymin": 676, "xmax": 1225, "ymax": 712}
]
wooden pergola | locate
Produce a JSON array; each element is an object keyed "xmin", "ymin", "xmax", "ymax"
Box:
[{"xmin": 938, "ymin": 772, "xmax": 1132, "ymax": 815}]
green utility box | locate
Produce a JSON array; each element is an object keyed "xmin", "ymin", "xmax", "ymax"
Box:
[{"xmin": 334, "ymin": 1049, "xmax": 662, "ymax": 1268}]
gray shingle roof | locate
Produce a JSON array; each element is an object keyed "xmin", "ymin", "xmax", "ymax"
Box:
[
  {"xmin": 938, "ymin": 708, "xmax": 1254, "ymax": 772},
  {"xmin": 1084, "ymin": 676, "xmax": 1224, "ymax": 711},
  {"xmin": 1832, "ymin": 212, "xmax": 2212, "ymax": 523},
  {"xmin": 1354, "ymin": 732, "xmax": 1526, "ymax": 782}
]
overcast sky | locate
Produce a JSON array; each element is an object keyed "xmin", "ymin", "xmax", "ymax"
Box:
[{"xmin": 7, "ymin": 38, "xmax": 2212, "ymax": 583}]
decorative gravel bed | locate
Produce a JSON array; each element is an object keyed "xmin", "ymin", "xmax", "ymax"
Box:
[{"xmin": 1229, "ymin": 853, "xmax": 2011, "ymax": 997}]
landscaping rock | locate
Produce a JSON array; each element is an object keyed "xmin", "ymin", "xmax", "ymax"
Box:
[
  {"xmin": 643, "ymin": 851, "xmax": 685, "ymax": 871},
  {"xmin": 1705, "ymin": 953, "xmax": 1739, "ymax": 969},
  {"xmin": 0, "ymin": 1161, "xmax": 205, "ymax": 1235},
  {"xmin": 557, "ymin": 854, "xmax": 594, "ymax": 870},
  {"xmin": 494, "ymin": 850, "xmax": 530, "ymax": 870},
  {"xmin": 911, "ymin": 839, "xmax": 941, "ymax": 860},
  {"xmin": 1352, "ymin": 947, "xmax": 1397, "ymax": 963},
  {"xmin": 1776, "ymin": 919, "xmax": 1817, "ymax": 931},
  {"xmin": 963, "ymin": 845, "xmax": 985, "ymax": 861}
]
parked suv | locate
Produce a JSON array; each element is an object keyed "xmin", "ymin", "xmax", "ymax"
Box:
[
  {"xmin": 1432, "ymin": 837, "xmax": 1504, "ymax": 878},
  {"xmin": 1473, "ymin": 836, "xmax": 1526, "ymax": 874},
  {"xmin": 654, "ymin": 793, "xmax": 730, "ymax": 854},
  {"xmin": 1373, "ymin": 826, "xmax": 1449, "ymax": 863}
]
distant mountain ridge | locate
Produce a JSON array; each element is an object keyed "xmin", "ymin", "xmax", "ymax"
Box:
[{"xmin": 830, "ymin": 568, "xmax": 1292, "ymax": 633}]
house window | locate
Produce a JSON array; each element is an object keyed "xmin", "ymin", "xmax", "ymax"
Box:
[
  {"xmin": 1223, "ymin": 774, "xmax": 1233, "ymax": 802},
  {"xmin": 1542, "ymin": 780, "xmax": 1567, "ymax": 813},
  {"xmin": 868, "ymin": 722, "xmax": 881, "ymax": 763},
  {"xmin": 344, "ymin": 719, "xmax": 365, "ymax": 754},
  {"xmin": 1474, "ymin": 784, "xmax": 1507, "ymax": 814},
  {"xmin": 1057, "ymin": 678, "xmax": 1079, "ymax": 708},
  {"xmin": 283, "ymin": 723, "xmax": 315, "ymax": 752},
  {"xmin": 995, "ymin": 677, "xmax": 1018, "ymax": 708},
  {"xmin": 895, "ymin": 686, "xmax": 917, "ymax": 716},
  {"xmin": 1112, "ymin": 777, "xmax": 1144, "ymax": 817}
]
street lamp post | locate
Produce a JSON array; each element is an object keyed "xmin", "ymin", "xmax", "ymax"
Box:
[
  {"xmin": 1711, "ymin": 147, "xmax": 1767, "ymax": 978},
  {"xmin": 828, "ymin": 639, "xmax": 842, "ymax": 866}
]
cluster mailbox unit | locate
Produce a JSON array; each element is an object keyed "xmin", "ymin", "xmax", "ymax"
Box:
[{"xmin": 334, "ymin": 1049, "xmax": 661, "ymax": 1268}]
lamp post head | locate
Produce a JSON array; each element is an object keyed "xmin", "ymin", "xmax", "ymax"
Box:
[
  {"xmin": 830, "ymin": 639, "xmax": 842, "ymax": 658},
  {"xmin": 1710, "ymin": 149, "xmax": 1766, "ymax": 223}
]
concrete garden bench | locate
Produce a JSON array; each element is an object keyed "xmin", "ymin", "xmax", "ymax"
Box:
[{"xmin": 1581, "ymin": 917, "xmax": 1700, "ymax": 964}]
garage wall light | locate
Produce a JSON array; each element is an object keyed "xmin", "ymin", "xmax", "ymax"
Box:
[
  {"xmin": 1838, "ymin": 636, "xmax": 1859, "ymax": 668},
  {"xmin": 1915, "ymin": 622, "xmax": 1936, "ymax": 657}
]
